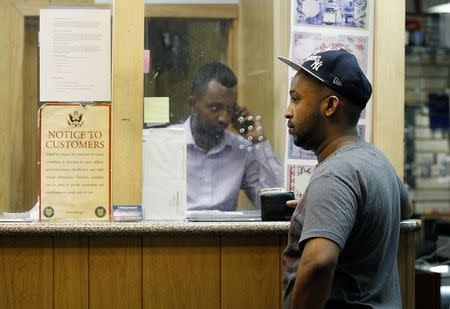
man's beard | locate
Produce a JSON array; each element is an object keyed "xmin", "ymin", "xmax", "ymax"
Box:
[
  {"xmin": 194, "ymin": 115, "xmax": 226, "ymax": 148},
  {"xmin": 200, "ymin": 124, "xmax": 226, "ymax": 146},
  {"xmin": 292, "ymin": 113, "xmax": 321, "ymax": 151}
]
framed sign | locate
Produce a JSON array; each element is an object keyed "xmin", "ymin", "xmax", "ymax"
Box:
[{"xmin": 39, "ymin": 104, "xmax": 111, "ymax": 220}]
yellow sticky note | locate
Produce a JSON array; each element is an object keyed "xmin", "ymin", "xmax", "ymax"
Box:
[{"xmin": 144, "ymin": 97, "xmax": 169, "ymax": 124}]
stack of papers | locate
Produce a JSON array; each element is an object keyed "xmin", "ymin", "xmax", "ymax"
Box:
[
  {"xmin": 0, "ymin": 212, "xmax": 34, "ymax": 222},
  {"xmin": 186, "ymin": 210, "xmax": 261, "ymax": 222}
]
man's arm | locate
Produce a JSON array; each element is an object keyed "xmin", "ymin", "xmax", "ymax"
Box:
[
  {"xmin": 290, "ymin": 237, "xmax": 340, "ymax": 309},
  {"xmin": 241, "ymin": 140, "xmax": 283, "ymax": 207}
]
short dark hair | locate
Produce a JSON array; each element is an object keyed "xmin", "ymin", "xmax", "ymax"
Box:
[
  {"xmin": 340, "ymin": 96, "xmax": 363, "ymax": 127},
  {"xmin": 191, "ymin": 62, "xmax": 237, "ymax": 98}
]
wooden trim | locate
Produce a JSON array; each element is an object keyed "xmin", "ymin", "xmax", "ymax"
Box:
[
  {"xmin": 15, "ymin": 2, "xmax": 238, "ymax": 18},
  {"xmin": 227, "ymin": 19, "xmax": 239, "ymax": 73},
  {"xmin": 23, "ymin": 20, "xmax": 39, "ymax": 211},
  {"xmin": 398, "ymin": 231, "xmax": 416, "ymax": 309},
  {"xmin": 144, "ymin": 4, "xmax": 238, "ymax": 19},
  {"xmin": 111, "ymin": 0, "xmax": 144, "ymax": 206},
  {"xmin": 372, "ymin": 0, "xmax": 405, "ymax": 176},
  {"xmin": 13, "ymin": 1, "xmax": 111, "ymax": 16},
  {"xmin": 273, "ymin": 0, "xmax": 290, "ymax": 160}
]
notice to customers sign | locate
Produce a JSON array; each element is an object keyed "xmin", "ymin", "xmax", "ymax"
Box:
[{"xmin": 39, "ymin": 104, "xmax": 110, "ymax": 220}]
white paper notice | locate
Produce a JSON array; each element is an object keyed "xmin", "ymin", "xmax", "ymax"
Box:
[
  {"xmin": 39, "ymin": 9, "xmax": 111, "ymax": 102},
  {"xmin": 142, "ymin": 128, "xmax": 186, "ymax": 220}
]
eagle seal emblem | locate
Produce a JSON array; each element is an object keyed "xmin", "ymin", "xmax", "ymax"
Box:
[{"xmin": 68, "ymin": 111, "xmax": 84, "ymax": 127}]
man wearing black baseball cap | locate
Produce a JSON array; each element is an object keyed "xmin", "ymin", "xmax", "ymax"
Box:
[{"xmin": 279, "ymin": 49, "xmax": 412, "ymax": 308}]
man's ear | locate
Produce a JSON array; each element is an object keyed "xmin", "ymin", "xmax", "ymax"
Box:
[
  {"xmin": 323, "ymin": 95, "xmax": 339, "ymax": 117},
  {"xmin": 187, "ymin": 96, "xmax": 197, "ymax": 111}
]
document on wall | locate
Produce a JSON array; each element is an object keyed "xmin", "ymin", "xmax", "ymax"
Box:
[
  {"xmin": 39, "ymin": 104, "xmax": 111, "ymax": 220},
  {"xmin": 39, "ymin": 9, "xmax": 111, "ymax": 102}
]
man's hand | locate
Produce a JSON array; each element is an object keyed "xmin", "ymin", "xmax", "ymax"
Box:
[{"xmin": 286, "ymin": 199, "xmax": 299, "ymax": 208}]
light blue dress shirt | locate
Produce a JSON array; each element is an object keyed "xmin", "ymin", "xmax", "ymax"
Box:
[{"xmin": 179, "ymin": 117, "xmax": 283, "ymax": 211}]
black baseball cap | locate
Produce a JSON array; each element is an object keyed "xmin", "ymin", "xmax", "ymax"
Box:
[{"xmin": 278, "ymin": 49, "xmax": 372, "ymax": 108}]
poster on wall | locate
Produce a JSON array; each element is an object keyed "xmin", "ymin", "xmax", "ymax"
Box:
[
  {"xmin": 287, "ymin": 135, "xmax": 316, "ymax": 160},
  {"xmin": 39, "ymin": 9, "xmax": 111, "ymax": 102},
  {"xmin": 284, "ymin": 0, "xmax": 373, "ymax": 195},
  {"xmin": 287, "ymin": 164, "xmax": 315, "ymax": 199},
  {"xmin": 294, "ymin": 0, "xmax": 369, "ymax": 29},
  {"xmin": 39, "ymin": 104, "xmax": 111, "ymax": 220},
  {"xmin": 290, "ymin": 29, "xmax": 369, "ymax": 74}
]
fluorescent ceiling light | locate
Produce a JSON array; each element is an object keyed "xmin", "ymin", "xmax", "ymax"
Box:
[{"xmin": 426, "ymin": 3, "xmax": 450, "ymax": 13}]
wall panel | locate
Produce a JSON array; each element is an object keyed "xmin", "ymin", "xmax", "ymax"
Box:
[
  {"xmin": 0, "ymin": 237, "xmax": 53, "ymax": 309},
  {"xmin": 143, "ymin": 237, "xmax": 220, "ymax": 308},
  {"xmin": 90, "ymin": 237, "xmax": 142, "ymax": 309},
  {"xmin": 54, "ymin": 237, "xmax": 89, "ymax": 309},
  {"xmin": 221, "ymin": 236, "xmax": 281, "ymax": 309}
]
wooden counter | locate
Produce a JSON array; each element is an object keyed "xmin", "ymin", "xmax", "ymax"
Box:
[{"xmin": 0, "ymin": 219, "xmax": 420, "ymax": 308}]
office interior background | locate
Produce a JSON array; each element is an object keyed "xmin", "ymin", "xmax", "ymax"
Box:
[{"xmin": 0, "ymin": 0, "xmax": 449, "ymax": 308}]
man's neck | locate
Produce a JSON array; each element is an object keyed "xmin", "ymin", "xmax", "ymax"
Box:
[{"xmin": 315, "ymin": 129, "xmax": 359, "ymax": 163}]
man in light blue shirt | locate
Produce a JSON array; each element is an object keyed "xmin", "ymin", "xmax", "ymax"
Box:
[{"xmin": 179, "ymin": 62, "xmax": 283, "ymax": 211}]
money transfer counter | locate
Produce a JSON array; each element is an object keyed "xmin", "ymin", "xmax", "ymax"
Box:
[
  {"xmin": 0, "ymin": 1, "xmax": 415, "ymax": 308},
  {"xmin": 0, "ymin": 219, "xmax": 420, "ymax": 308}
]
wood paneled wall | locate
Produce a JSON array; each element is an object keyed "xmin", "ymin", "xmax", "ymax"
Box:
[
  {"xmin": 143, "ymin": 237, "xmax": 221, "ymax": 308},
  {"xmin": 0, "ymin": 235, "xmax": 283, "ymax": 308},
  {"xmin": 0, "ymin": 237, "xmax": 53, "ymax": 308},
  {"xmin": 0, "ymin": 233, "xmax": 415, "ymax": 308}
]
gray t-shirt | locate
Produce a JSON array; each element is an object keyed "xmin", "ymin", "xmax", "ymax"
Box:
[{"xmin": 282, "ymin": 140, "xmax": 408, "ymax": 309}]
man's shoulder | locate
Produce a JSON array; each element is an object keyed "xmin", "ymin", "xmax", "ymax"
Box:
[{"xmin": 313, "ymin": 142, "xmax": 369, "ymax": 181}]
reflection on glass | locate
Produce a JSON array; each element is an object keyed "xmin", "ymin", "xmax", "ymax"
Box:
[{"xmin": 143, "ymin": 18, "xmax": 283, "ymax": 211}]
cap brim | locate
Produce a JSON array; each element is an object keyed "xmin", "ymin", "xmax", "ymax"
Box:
[
  {"xmin": 277, "ymin": 56, "xmax": 302, "ymax": 71},
  {"xmin": 277, "ymin": 56, "xmax": 326, "ymax": 85}
]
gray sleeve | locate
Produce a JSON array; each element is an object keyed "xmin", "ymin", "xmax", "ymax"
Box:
[{"xmin": 299, "ymin": 173, "xmax": 358, "ymax": 250}]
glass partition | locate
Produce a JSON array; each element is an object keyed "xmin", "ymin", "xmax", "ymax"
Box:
[
  {"xmin": 1, "ymin": 1, "xmax": 286, "ymax": 217},
  {"xmin": 142, "ymin": 11, "xmax": 285, "ymax": 214}
]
